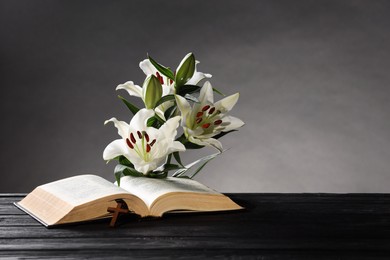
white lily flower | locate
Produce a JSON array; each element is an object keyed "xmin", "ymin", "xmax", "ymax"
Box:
[
  {"xmin": 103, "ymin": 109, "xmax": 185, "ymax": 174},
  {"xmin": 175, "ymin": 81, "xmax": 244, "ymax": 151}
]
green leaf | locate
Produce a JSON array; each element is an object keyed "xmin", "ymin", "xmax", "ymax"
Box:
[
  {"xmin": 171, "ymin": 151, "xmax": 222, "ymax": 178},
  {"xmin": 148, "ymin": 55, "xmax": 175, "ymax": 80},
  {"xmin": 118, "ymin": 95, "xmax": 140, "ymax": 115},
  {"xmin": 146, "ymin": 171, "xmax": 168, "ymax": 179},
  {"xmin": 147, "ymin": 116, "xmax": 157, "ymax": 127},
  {"xmin": 162, "ymin": 163, "xmax": 184, "ymax": 172},
  {"xmin": 188, "ymin": 160, "xmax": 210, "ymax": 179},
  {"xmin": 114, "ymin": 164, "xmax": 144, "ymax": 185},
  {"xmin": 123, "ymin": 167, "xmax": 144, "ymax": 177},
  {"xmin": 147, "ymin": 116, "xmax": 163, "ymax": 128},
  {"xmin": 118, "ymin": 156, "xmax": 133, "ymax": 167},
  {"xmin": 172, "ymin": 168, "xmax": 187, "ymax": 177},
  {"xmin": 173, "ymin": 152, "xmax": 184, "ymax": 167},
  {"xmin": 176, "ymin": 84, "xmax": 200, "ymax": 96},
  {"xmin": 176, "ymin": 84, "xmax": 224, "ymax": 97},
  {"xmin": 114, "ymin": 170, "xmax": 123, "ymax": 186},
  {"xmin": 143, "ymin": 160, "xmax": 185, "ymax": 179},
  {"xmin": 176, "ymin": 134, "xmax": 187, "ymax": 143},
  {"xmin": 154, "ymin": 94, "xmax": 175, "ymax": 108},
  {"xmin": 184, "ymin": 94, "xmax": 199, "ymax": 103},
  {"xmin": 166, "ymin": 153, "xmax": 172, "ymax": 164},
  {"xmin": 176, "ymin": 176, "xmax": 191, "ymax": 179},
  {"xmin": 164, "ymin": 105, "xmax": 177, "ymax": 120},
  {"xmin": 183, "ymin": 151, "xmax": 221, "ymax": 170},
  {"xmin": 213, "ymin": 87, "xmax": 225, "ymax": 96},
  {"xmin": 175, "ymin": 53, "xmax": 195, "ymax": 87},
  {"xmin": 155, "ymin": 113, "xmax": 165, "ymax": 124},
  {"xmin": 114, "ymin": 164, "xmax": 143, "ymax": 186},
  {"xmin": 185, "ymin": 142, "xmax": 204, "ymax": 149}
]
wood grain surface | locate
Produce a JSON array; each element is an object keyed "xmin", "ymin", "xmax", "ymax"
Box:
[{"xmin": 1, "ymin": 194, "xmax": 390, "ymax": 259}]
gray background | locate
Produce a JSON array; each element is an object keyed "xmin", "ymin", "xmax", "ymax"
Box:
[{"xmin": 1, "ymin": 0, "xmax": 390, "ymax": 193}]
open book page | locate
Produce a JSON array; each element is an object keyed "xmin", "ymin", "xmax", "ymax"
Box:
[
  {"xmin": 118, "ymin": 176, "xmax": 219, "ymax": 208},
  {"xmin": 39, "ymin": 174, "xmax": 129, "ymax": 206},
  {"xmin": 16, "ymin": 174, "xmax": 150, "ymax": 226}
]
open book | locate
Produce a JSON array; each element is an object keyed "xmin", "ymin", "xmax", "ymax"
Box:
[{"xmin": 15, "ymin": 174, "xmax": 242, "ymax": 227}]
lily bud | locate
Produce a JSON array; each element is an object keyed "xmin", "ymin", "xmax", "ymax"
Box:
[
  {"xmin": 175, "ymin": 53, "xmax": 195, "ymax": 87},
  {"xmin": 143, "ymin": 75, "xmax": 162, "ymax": 109}
]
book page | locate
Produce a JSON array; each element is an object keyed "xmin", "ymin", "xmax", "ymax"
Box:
[
  {"xmin": 40, "ymin": 174, "xmax": 129, "ymax": 206},
  {"xmin": 119, "ymin": 176, "xmax": 219, "ymax": 208}
]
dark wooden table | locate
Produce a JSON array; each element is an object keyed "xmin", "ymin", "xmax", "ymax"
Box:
[{"xmin": 1, "ymin": 193, "xmax": 390, "ymax": 259}]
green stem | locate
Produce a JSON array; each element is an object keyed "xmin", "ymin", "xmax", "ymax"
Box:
[{"xmin": 166, "ymin": 153, "xmax": 172, "ymax": 164}]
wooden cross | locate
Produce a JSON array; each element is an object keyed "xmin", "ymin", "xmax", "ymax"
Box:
[{"xmin": 107, "ymin": 200, "xmax": 130, "ymax": 227}]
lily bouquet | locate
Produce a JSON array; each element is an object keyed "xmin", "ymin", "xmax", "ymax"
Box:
[{"xmin": 103, "ymin": 53, "xmax": 244, "ymax": 184}]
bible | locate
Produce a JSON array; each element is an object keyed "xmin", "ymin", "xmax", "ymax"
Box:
[{"xmin": 15, "ymin": 174, "xmax": 242, "ymax": 227}]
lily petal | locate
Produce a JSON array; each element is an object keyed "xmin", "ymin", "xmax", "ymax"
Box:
[
  {"xmin": 129, "ymin": 109, "xmax": 155, "ymax": 131},
  {"xmin": 218, "ymin": 115, "xmax": 245, "ymax": 132},
  {"xmin": 154, "ymin": 107, "xmax": 166, "ymax": 121},
  {"xmin": 214, "ymin": 92, "xmax": 239, "ymax": 113},
  {"xmin": 139, "ymin": 59, "xmax": 156, "ymax": 75},
  {"xmin": 186, "ymin": 71, "xmax": 212, "ymax": 85},
  {"xmin": 199, "ymin": 81, "xmax": 214, "ymax": 104},
  {"xmin": 162, "ymin": 85, "xmax": 175, "ymax": 96},
  {"xmin": 186, "ymin": 127, "xmax": 204, "ymax": 137},
  {"xmin": 201, "ymin": 138, "xmax": 223, "ymax": 152},
  {"xmin": 103, "ymin": 139, "xmax": 129, "ymax": 160},
  {"xmin": 186, "ymin": 61, "xmax": 212, "ymax": 85},
  {"xmin": 116, "ymin": 81, "xmax": 142, "ymax": 98},
  {"xmin": 167, "ymin": 141, "xmax": 186, "ymax": 154},
  {"xmin": 175, "ymin": 95, "xmax": 191, "ymax": 115},
  {"xmin": 104, "ymin": 118, "xmax": 130, "ymax": 140},
  {"xmin": 189, "ymin": 136, "xmax": 223, "ymax": 152},
  {"xmin": 159, "ymin": 116, "xmax": 181, "ymax": 140},
  {"xmin": 135, "ymin": 160, "xmax": 161, "ymax": 174}
]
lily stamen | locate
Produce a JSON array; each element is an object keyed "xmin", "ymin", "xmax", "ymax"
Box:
[
  {"xmin": 156, "ymin": 72, "xmax": 164, "ymax": 85},
  {"xmin": 130, "ymin": 133, "xmax": 136, "ymax": 143},
  {"xmin": 202, "ymin": 123, "xmax": 211, "ymax": 129},
  {"xmin": 126, "ymin": 138, "xmax": 134, "ymax": 149},
  {"xmin": 144, "ymin": 132, "xmax": 150, "ymax": 142},
  {"xmin": 214, "ymin": 120, "xmax": 223, "ymax": 125},
  {"xmin": 202, "ymin": 105, "xmax": 210, "ymax": 111},
  {"xmin": 208, "ymin": 109, "xmax": 221, "ymax": 120}
]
